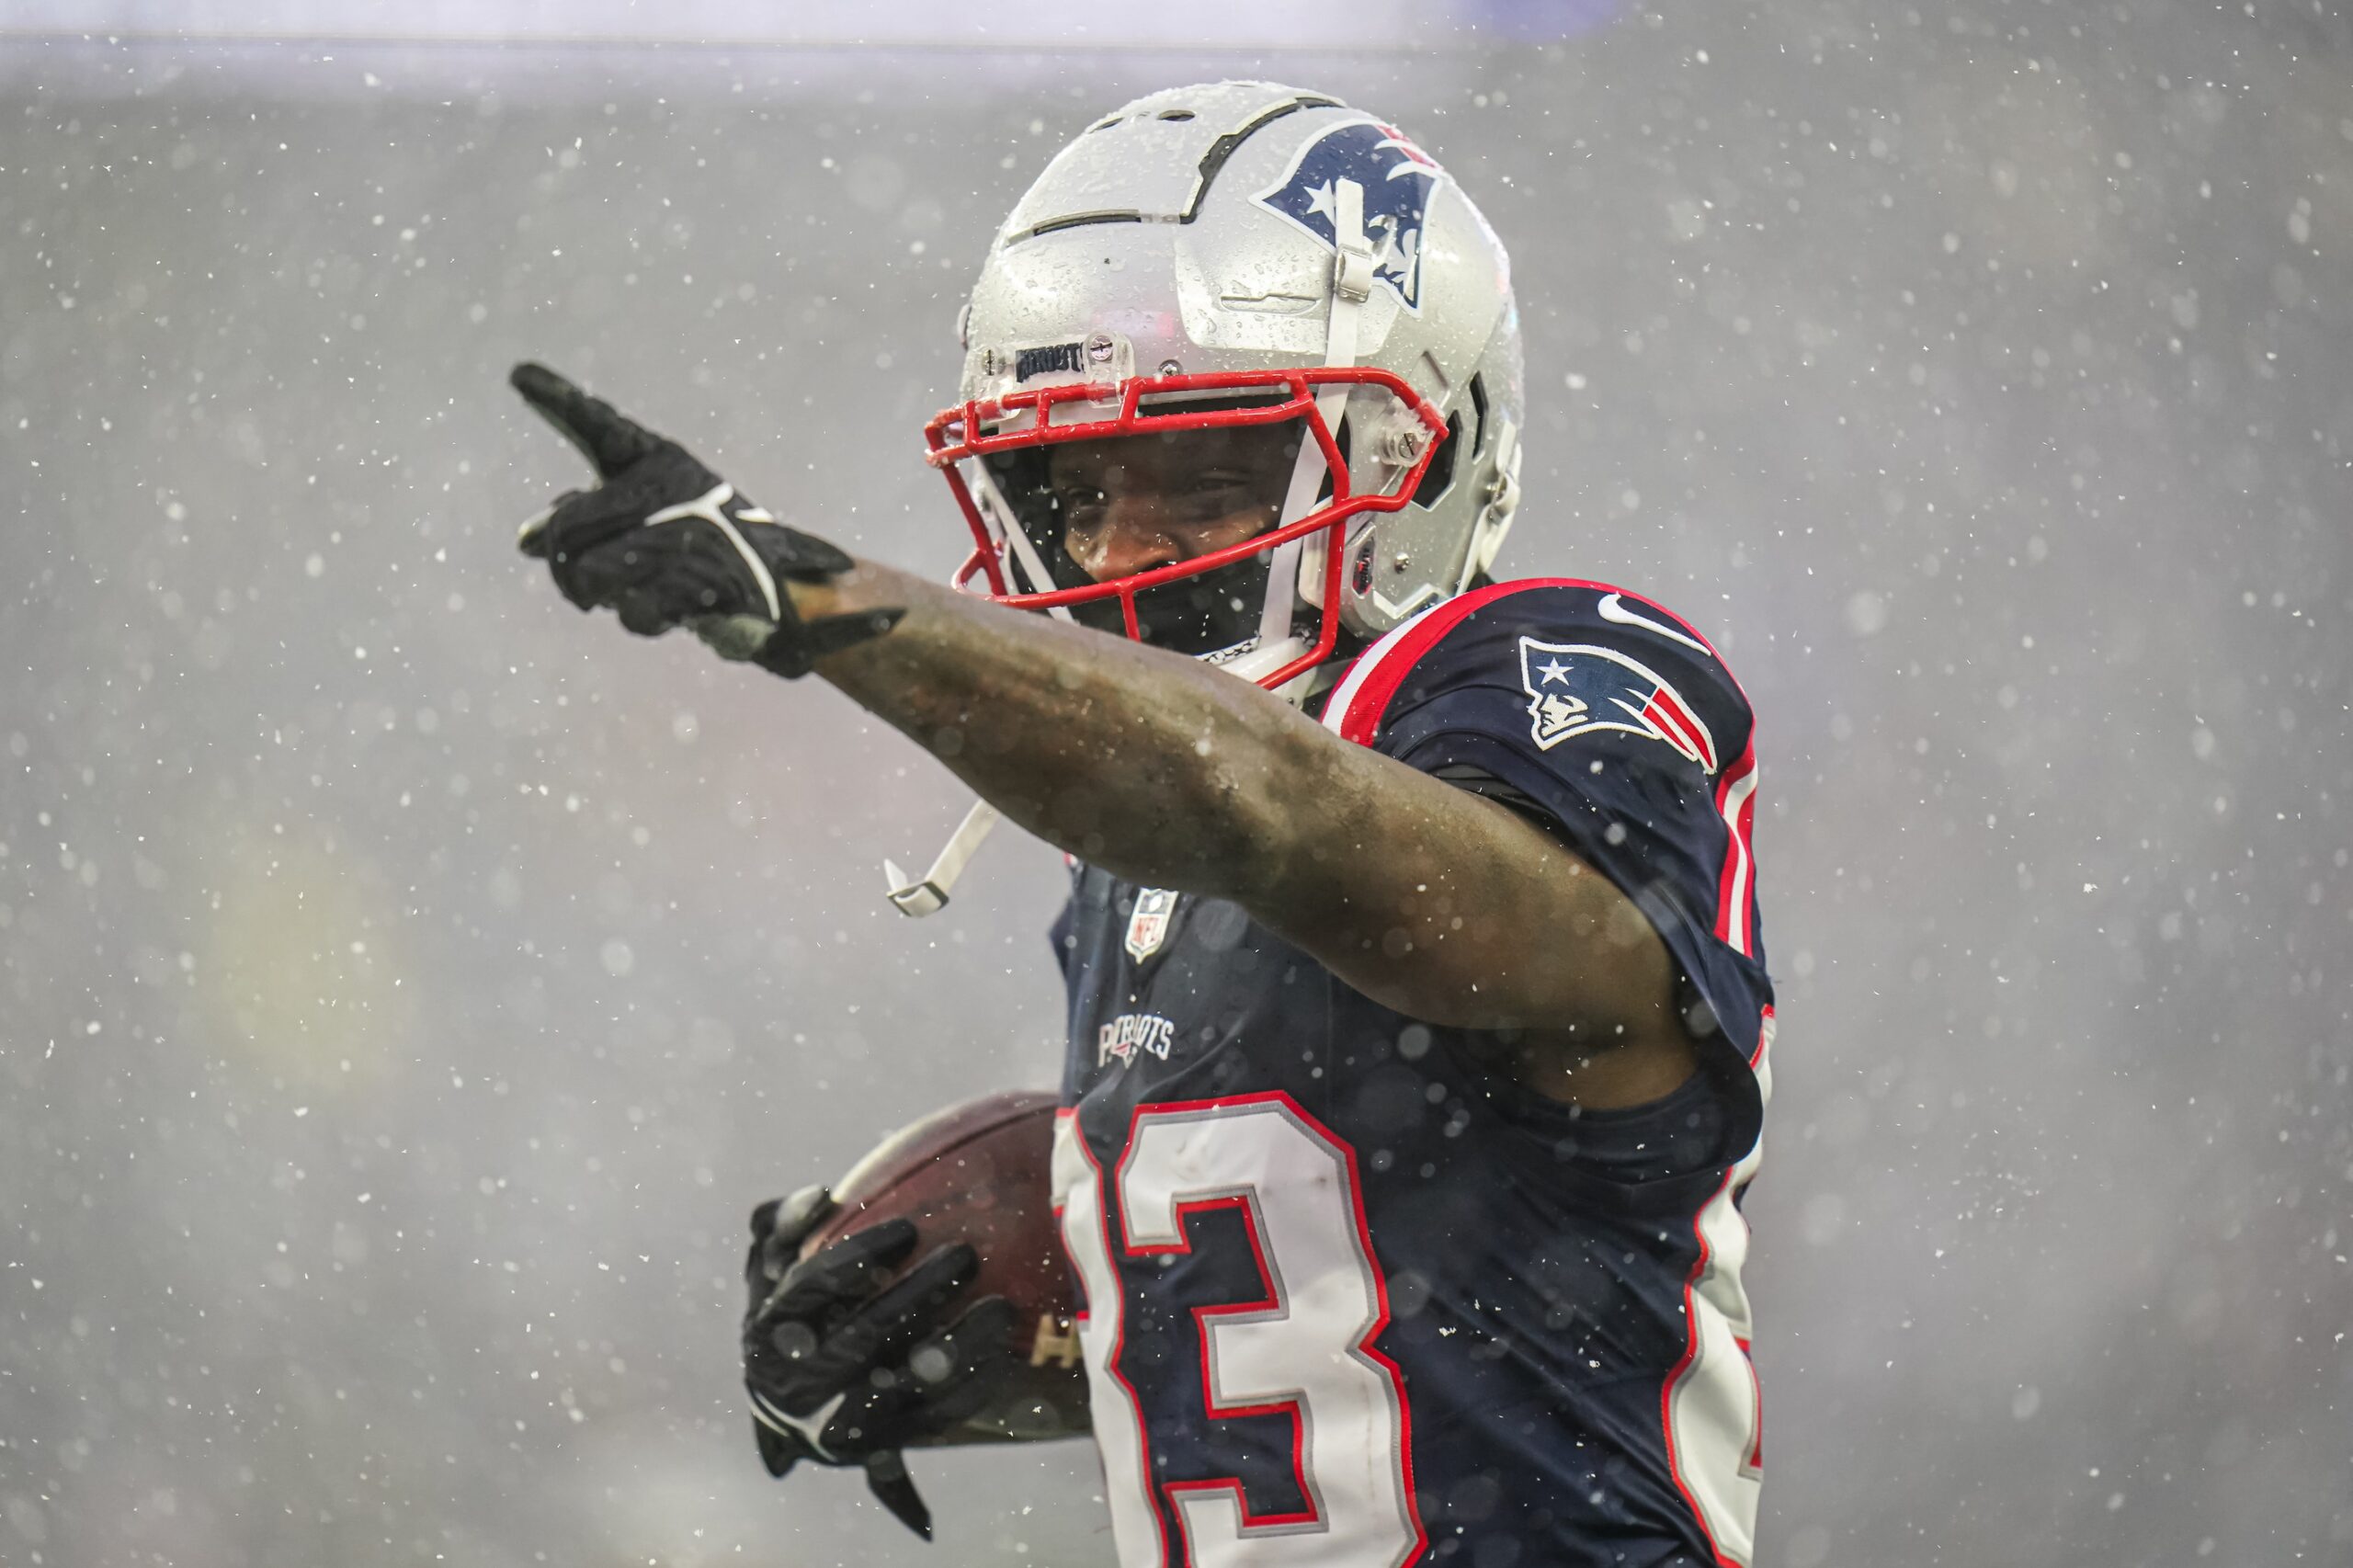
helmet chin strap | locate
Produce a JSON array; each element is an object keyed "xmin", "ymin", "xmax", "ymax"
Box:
[
  {"xmin": 1224, "ymin": 176, "xmax": 1373, "ymax": 699},
  {"xmin": 970, "ymin": 447, "xmax": 1077, "ymax": 615},
  {"xmin": 884, "ymin": 798, "xmax": 1002, "ymax": 917},
  {"xmin": 885, "ymin": 459, "xmax": 1026, "ymax": 914},
  {"xmin": 887, "ymin": 181, "xmax": 1376, "ymax": 915},
  {"xmin": 1456, "ymin": 412, "xmax": 1521, "ymax": 593}
]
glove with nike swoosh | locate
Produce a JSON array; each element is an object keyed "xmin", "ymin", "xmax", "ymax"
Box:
[
  {"xmin": 743, "ymin": 1186, "xmax": 1018, "ymax": 1541},
  {"xmin": 509, "ymin": 362, "xmax": 902, "ymax": 676}
]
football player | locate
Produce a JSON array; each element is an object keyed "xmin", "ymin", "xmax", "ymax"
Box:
[{"xmin": 516, "ymin": 82, "xmax": 1774, "ymax": 1568}]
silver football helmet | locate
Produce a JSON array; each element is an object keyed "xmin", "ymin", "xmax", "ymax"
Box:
[{"xmin": 926, "ymin": 79, "xmax": 1526, "ymax": 698}]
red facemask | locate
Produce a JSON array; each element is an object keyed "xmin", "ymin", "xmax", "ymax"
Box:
[{"xmin": 926, "ymin": 366, "xmax": 1447, "ymax": 691}]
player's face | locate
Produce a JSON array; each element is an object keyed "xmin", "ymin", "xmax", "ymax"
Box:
[{"xmin": 1044, "ymin": 423, "xmax": 1300, "ymax": 583}]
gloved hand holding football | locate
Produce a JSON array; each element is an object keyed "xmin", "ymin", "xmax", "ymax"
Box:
[{"xmin": 741, "ymin": 1185, "xmax": 1017, "ymax": 1540}]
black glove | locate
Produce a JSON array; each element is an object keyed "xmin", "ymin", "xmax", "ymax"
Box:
[
  {"xmin": 509, "ymin": 362, "xmax": 902, "ymax": 676},
  {"xmin": 743, "ymin": 1186, "xmax": 1017, "ymax": 1541}
]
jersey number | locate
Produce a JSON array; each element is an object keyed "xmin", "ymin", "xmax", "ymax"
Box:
[{"xmin": 1052, "ymin": 1095, "xmax": 1425, "ymax": 1568}]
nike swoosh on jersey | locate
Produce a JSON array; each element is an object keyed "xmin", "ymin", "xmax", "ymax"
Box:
[{"xmin": 1597, "ymin": 592, "xmax": 1713, "ymax": 657}]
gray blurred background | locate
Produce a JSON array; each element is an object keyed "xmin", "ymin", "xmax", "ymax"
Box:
[{"xmin": 4, "ymin": 3, "xmax": 2350, "ymax": 1564}]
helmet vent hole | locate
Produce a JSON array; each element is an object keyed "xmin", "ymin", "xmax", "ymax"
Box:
[
  {"xmin": 1410, "ymin": 413, "xmax": 1464, "ymax": 509},
  {"xmin": 1157, "ymin": 109, "xmax": 1197, "ymax": 121},
  {"xmin": 1132, "ymin": 385, "xmax": 1296, "ymax": 419},
  {"xmin": 1467, "ymin": 374, "xmax": 1491, "ymax": 459}
]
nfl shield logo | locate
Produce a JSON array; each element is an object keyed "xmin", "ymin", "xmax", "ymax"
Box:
[{"xmin": 1125, "ymin": 888, "xmax": 1179, "ymax": 961}]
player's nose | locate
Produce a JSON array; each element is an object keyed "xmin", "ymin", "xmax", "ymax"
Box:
[{"xmin": 1071, "ymin": 511, "xmax": 1183, "ymax": 582}]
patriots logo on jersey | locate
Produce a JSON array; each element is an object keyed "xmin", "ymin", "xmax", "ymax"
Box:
[
  {"xmin": 1256, "ymin": 118, "xmax": 1444, "ymax": 311},
  {"xmin": 1518, "ymin": 636, "xmax": 1720, "ymax": 773}
]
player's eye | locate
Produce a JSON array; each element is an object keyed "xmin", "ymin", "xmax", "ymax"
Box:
[
  {"xmin": 1053, "ymin": 486, "xmax": 1109, "ymax": 523},
  {"xmin": 1172, "ymin": 475, "xmax": 1271, "ymax": 523}
]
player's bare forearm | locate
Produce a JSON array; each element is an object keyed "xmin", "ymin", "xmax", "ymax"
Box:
[
  {"xmin": 796, "ymin": 562, "xmax": 1677, "ymax": 1045},
  {"xmin": 795, "ymin": 560, "xmax": 1311, "ymax": 892}
]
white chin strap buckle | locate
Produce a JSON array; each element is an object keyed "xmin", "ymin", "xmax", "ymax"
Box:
[{"xmin": 883, "ymin": 799, "xmax": 1001, "ymax": 916}]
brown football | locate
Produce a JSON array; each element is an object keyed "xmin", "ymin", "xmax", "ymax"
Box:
[{"xmin": 801, "ymin": 1087, "xmax": 1087, "ymax": 1443}]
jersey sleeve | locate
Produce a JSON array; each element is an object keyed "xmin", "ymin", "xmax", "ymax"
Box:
[{"xmin": 1320, "ymin": 580, "xmax": 1773, "ymax": 1129}]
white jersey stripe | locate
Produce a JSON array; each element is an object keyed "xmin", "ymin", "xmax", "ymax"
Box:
[
  {"xmin": 1715, "ymin": 763, "xmax": 1758, "ymax": 957},
  {"xmin": 1318, "ymin": 605, "xmax": 1439, "ymax": 738}
]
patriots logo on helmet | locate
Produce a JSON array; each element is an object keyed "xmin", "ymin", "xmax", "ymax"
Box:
[
  {"xmin": 1518, "ymin": 637, "xmax": 1720, "ymax": 774},
  {"xmin": 1256, "ymin": 119, "xmax": 1444, "ymax": 311}
]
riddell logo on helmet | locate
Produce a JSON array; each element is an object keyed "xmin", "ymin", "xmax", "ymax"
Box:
[{"xmin": 1014, "ymin": 342, "xmax": 1087, "ymax": 381}]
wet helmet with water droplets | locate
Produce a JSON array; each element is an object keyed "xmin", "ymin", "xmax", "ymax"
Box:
[{"xmin": 926, "ymin": 80, "xmax": 1526, "ymax": 698}]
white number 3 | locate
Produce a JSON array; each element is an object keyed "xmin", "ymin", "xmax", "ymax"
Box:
[{"xmin": 1053, "ymin": 1095, "xmax": 1425, "ymax": 1568}]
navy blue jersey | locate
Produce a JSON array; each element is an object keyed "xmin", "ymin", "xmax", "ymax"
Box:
[{"xmin": 1049, "ymin": 580, "xmax": 1775, "ymax": 1568}]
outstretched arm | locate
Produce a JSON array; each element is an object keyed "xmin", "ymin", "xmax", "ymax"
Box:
[
  {"xmin": 792, "ymin": 562, "xmax": 1681, "ymax": 1065},
  {"xmin": 511, "ymin": 365, "xmax": 1688, "ymax": 1098}
]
